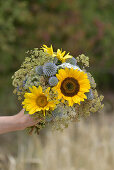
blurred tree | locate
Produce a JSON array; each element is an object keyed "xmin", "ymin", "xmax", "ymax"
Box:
[
  {"xmin": 0, "ymin": 0, "xmax": 114, "ymax": 73},
  {"xmin": 0, "ymin": 0, "xmax": 113, "ymax": 113}
]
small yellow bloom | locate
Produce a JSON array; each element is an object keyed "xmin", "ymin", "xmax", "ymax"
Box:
[
  {"xmin": 41, "ymin": 45, "xmax": 56, "ymax": 57},
  {"xmin": 22, "ymin": 86, "xmax": 56, "ymax": 115},
  {"xmin": 56, "ymin": 49, "xmax": 72, "ymax": 63},
  {"xmin": 54, "ymin": 68, "xmax": 91, "ymax": 106}
]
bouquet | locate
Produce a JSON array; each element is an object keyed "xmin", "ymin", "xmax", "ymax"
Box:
[{"xmin": 12, "ymin": 45, "xmax": 104, "ymax": 134}]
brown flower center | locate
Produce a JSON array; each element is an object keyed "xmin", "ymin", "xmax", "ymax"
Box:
[
  {"xmin": 36, "ymin": 95, "xmax": 48, "ymax": 107},
  {"xmin": 60, "ymin": 77, "xmax": 80, "ymax": 97}
]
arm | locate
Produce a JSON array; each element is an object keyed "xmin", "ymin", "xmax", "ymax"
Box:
[{"xmin": 0, "ymin": 109, "xmax": 40, "ymax": 134}]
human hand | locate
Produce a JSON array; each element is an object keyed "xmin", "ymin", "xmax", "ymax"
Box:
[
  {"xmin": 0, "ymin": 109, "xmax": 41, "ymax": 134},
  {"xmin": 15, "ymin": 109, "xmax": 41, "ymax": 130}
]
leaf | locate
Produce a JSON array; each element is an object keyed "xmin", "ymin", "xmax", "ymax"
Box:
[{"xmin": 24, "ymin": 110, "xmax": 28, "ymax": 114}]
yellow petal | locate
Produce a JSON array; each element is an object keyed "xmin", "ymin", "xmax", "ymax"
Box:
[
  {"xmin": 29, "ymin": 108, "xmax": 36, "ymax": 115},
  {"xmin": 37, "ymin": 86, "xmax": 42, "ymax": 93},
  {"xmin": 45, "ymin": 87, "xmax": 50, "ymax": 94},
  {"xmin": 72, "ymin": 96, "xmax": 80, "ymax": 103},
  {"xmin": 77, "ymin": 92, "xmax": 87, "ymax": 99},
  {"xmin": 68, "ymin": 99, "xmax": 73, "ymax": 106}
]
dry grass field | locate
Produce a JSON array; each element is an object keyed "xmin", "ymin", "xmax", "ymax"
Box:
[{"xmin": 0, "ymin": 109, "xmax": 114, "ymax": 170}]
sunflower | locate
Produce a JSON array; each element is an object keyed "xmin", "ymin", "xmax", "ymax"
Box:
[
  {"xmin": 54, "ymin": 68, "xmax": 90, "ymax": 106},
  {"xmin": 41, "ymin": 45, "xmax": 56, "ymax": 57},
  {"xmin": 56, "ymin": 49, "xmax": 72, "ymax": 63},
  {"xmin": 22, "ymin": 86, "xmax": 56, "ymax": 115}
]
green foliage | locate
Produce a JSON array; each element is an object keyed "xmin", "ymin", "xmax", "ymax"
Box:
[
  {"xmin": 24, "ymin": 110, "xmax": 28, "ymax": 114},
  {"xmin": 0, "ymin": 0, "xmax": 32, "ymax": 71},
  {"xmin": 0, "ymin": 0, "xmax": 113, "ymax": 73}
]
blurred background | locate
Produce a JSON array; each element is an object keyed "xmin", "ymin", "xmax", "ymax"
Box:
[{"xmin": 0, "ymin": 0, "xmax": 114, "ymax": 170}]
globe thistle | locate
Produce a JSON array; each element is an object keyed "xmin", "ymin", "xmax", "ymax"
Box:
[
  {"xmin": 53, "ymin": 57, "xmax": 58, "ymax": 64},
  {"xmin": 43, "ymin": 62, "xmax": 57, "ymax": 76},
  {"xmin": 35, "ymin": 66, "xmax": 43, "ymax": 75},
  {"xmin": 52, "ymin": 107, "xmax": 63, "ymax": 118},
  {"xmin": 65, "ymin": 57, "xmax": 77, "ymax": 65},
  {"xmin": 86, "ymin": 89, "xmax": 94, "ymax": 100},
  {"xmin": 45, "ymin": 115, "xmax": 53, "ymax": 122},
  {"xmin": 49, "ymin": 76, "xmax": 58, "ymax": 86}
]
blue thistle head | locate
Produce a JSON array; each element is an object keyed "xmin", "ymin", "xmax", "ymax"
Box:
[
  {"xmin": 49, "ymin": 76, "xmax": 58, "ymax": 86},
  {"xmin": 45, "ymin": 115, "xmax": 53, "ymax": 122},
  {"xmin": 65, "ymin": 57, "xmax": 77, "ymax": 65},
  {"xmin": 35, "ymin": 66, "xmax": 43, "ymax": 75},
  {"xmin": 43, "ymin": 62, "xmax": 57, "ymax": 77},
  {"xmin": 52, "ymin": 108, "xmax": 63, "ymax": 118},
  {"xmin": 86, "ymin": 89, "xmax": 94, "ymax": 100}
]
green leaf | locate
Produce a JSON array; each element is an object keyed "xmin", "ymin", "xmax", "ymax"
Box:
[{"xmin": 24, "ymin": 110, "xmax": 28, "ymax": 114}]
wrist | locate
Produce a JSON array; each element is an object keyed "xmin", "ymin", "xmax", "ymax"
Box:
[
  {"xmin": 9, "ymin": 114, "xmax": 25, "ymax": 131},
  {"xmin": 13, "ymin": 114, "xmax": 26, "ymax": 131},
  {"xmin": 0, "ymin": 115, "xmax": 24, "ymax": 134}
]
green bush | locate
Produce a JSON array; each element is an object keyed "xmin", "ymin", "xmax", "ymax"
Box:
[
  {"xmin": 0, "ymin": 0, "xmax": 114, "ymax": 72},
  {"xmin": 0, "ymin": 0, "xmax": 113, "ymax": 93}
]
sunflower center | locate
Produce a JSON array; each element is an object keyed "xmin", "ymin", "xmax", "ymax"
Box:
[
  {"xmin": 66, "ymin": 82, "xmax": 74, "ymax": 90},
  {"xmin": 36, "ymin": 95, "xmax": 48, "ymax": 107},
  {"xmin": 60, "ymin": 77, "xmax": 80, "ymax": 97}
]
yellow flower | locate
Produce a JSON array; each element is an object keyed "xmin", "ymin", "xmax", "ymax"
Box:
[
  {"xmin": 54, "ymin": 68, "xmax": 91, "ymax": 106},
  {"xmin": 41, "ymin": 45, "xmax": 56, "ymax": 57},
  {"xmin": 56, "ymin": 49, "xmax": 72, "ymax": 63},
  {"xmin": 22, "ymin": 86, "xmax": 56, "ymax": 115}
]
